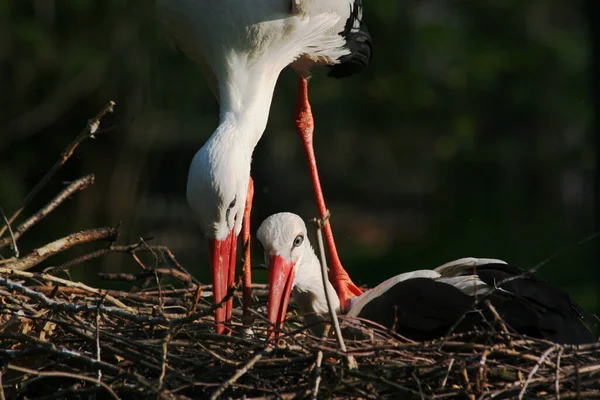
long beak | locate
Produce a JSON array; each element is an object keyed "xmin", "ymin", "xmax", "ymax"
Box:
[
  {"xmin": 266, "ymin": 255, "xmax": 295, "ymax": 340},
  {"xmin": 209, "ymin": 229, "xmax": 237, "ymax": 334}
]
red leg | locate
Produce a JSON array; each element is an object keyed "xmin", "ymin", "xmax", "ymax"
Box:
[
  {"xmin": 294, "ymin": 77, "xmax": 363, "ymax": 310},
  {"xmin": 242, "ymin": 177, "xmax": 255, "ymax": 329},
  {"xmin": 225, "ymin": 232, "xmax": 237, "ymax": 333}
]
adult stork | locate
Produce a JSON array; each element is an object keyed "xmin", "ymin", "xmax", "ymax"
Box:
[
  {"xmin": 157, "ymin": 0, "xmax": 371, "ymax": 333},
  {"xmin": 257, "ymin": 213, "xmax": 595, "ymax": 344}
]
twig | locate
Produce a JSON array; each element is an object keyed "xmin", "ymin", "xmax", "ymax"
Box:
[
  {"xmin": 0, "ymin": 267, "xmax": 132, "ymax": 310},
  {"xmin": 556, "ymin": 346, "xmax": 564, "ymax": 400},
  {"xmin": 311, "ymin": 351, "xmax": 323, "ymax": 400},
  {"xmin": 50, "ymin": 241, "xmax": 199, "ymax": 287},
  {"xmin": 210, "ymin": 347, "xmax": 273, "ymax": 400},
  {"xmin": 6, "ymin": 364, "xmax": 119, "ymax": 400},
  {"xmin": 518, "ymin": 345, "xmax": 560, "ymax": 399},
  {"xmin": 0, "ymin": 175, "xmax": 95, "ymax": 249},
  {"xmin": 412, "ymin": 371, "xmax": 425, "ymax": 400},
  {"xmin": 158, "ymin": 331, "xmax": 171, "ymax": 391},
  {"xmin": 98, "ymin": 268, "xmax": 193, "ymax": 286},
  {"xmin": 0, "ymin": 101, "xmax": 115, "ymax": 239},
  {"xmin": 441, "ymin": 358, "xmax": 454, "ymax": 389},
  {"xmin": 3, "ymin": 227, "xmax": 118, "ymax": 271},
  {"xmin": 0, "ymin": 206, "xmax": 18, "ymax": 257},
  {"xmin": 313, "ymin": 216, "xmax": 357, "ymax": 370},
  {"xmin": 95, "ymin": 294, "xmax": 105, "ymax": 382},
  {"xmin": 0, "ymin": 371, "xmax": 5, "ymax": 400},
  {"xmin": 0, "ymin": 277, "xmax": 163, "ymax": 323},
  {"xmin": 485, "ymin": 300, "xmax": 510, "ymax": 336}
]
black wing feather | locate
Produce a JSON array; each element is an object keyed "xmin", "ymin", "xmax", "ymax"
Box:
[
  {"xmin": 356, "ymin": 269, "xmax": 595, "ymax": 344},
  {"xmin": 328, "ymin": 0, "xmax": 372, "ymax": 78}
]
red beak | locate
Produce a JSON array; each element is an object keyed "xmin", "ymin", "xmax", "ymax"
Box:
[
  {"xmin": 267, "ymin": 255, "xmax": 295, "ymax": 340},
  {"xmin": 208, "ymin": 229, "xmax": 237, "ymax": 334}
]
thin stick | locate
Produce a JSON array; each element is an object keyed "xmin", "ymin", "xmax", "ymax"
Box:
[
  {"xmin": 0, "ymin": 371, "xmax": 5, "ymax": 400},
  {"xmin": 485, "ymin": 301, "xmax": 511, "ymax": 335},
  {"xmin": 210, "ymin": 347, "xmax": 273, "ymax": 400},
  {"xmin": 95, "ymin": 295, "xmax": 104, "ymax": 382},
  {"xmin": 314, "ymin": 217, "xmax": 357, "ymax": 370},
  {"xmin": 311, "ymin": 351, "xmax": 323, "ymax": 400},
  {"xmin": 556, "ymin": 346, "xmax": 564, "ymax": 400},
  {"xmin": 0, "ymin": 175, "xmax": 95, "ymax": 249},
  {"xmin": 441, "ymin": 358, "xmax": 455, "ymax": 389},
  {"xmin": 0, "ymin": 277, "xmax": 162, "ymax": 323},
  {"xmin": 0, "ymin": 206, "xmax": 18, "ymax": 257},
  {"xmin": 158, "ymin": 332, "xmax": 171, "ymax": 390},
  {"xmin": 518, "ymin": 345, "xmax": 559, "ymax": 399},
  {"xmin": 0, "ymin": 101, "xmax": 115, "ymax": 239},
  {"xmin": 97, "ymin": 268, "xmax": 193, "ymax": 286},
  {"xmin": 0, "ymin": 267, "xmax": 131, "ymax": 310},
  {"xmin": 6, "ymin": 364, "xmax": 119, "ymax": 400},
  {"xmin": 412, "ymin": 371, "xmax": 425, "ymax": 400},
  {"xmin": 4, "ymin": 227, "xmax": 118, "ymax": 271}
]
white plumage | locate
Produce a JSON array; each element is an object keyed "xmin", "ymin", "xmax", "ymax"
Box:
[
  {"xmin": 156, "ymin": 0, "xmax": 370, "ymax": 333},
  {"xmin": 258, "ymin": 213, "xmax": 595, "ymax": 344}
]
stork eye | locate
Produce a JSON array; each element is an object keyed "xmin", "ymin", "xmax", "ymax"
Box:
[{"xmin": 293, "ymin": 234, "xmax": 304, "ymax": 247}]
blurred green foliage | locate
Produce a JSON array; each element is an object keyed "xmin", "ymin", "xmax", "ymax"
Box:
[{"xmin": 0, "ymin": 1, "xmax": 597, "ymax": 317}]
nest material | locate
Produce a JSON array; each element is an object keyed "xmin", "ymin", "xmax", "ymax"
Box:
[
  {"xmin": 1, "ymin": 103, "xmax": 599, "ymax": 399},
  {"xmin": 0, "ymin": 266, "xmax": 599, "ymax": 400}
]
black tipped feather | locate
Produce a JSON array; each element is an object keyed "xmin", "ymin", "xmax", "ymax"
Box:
[
  {"xmin": 328, "ymin": 0, "xmax": 372, "ymax": 78},
  {"xmin": 470, "ymin": 264, "xmax": 596, "ymax": 345},
  {"xmin": 357, "ymin": 265, "xmax": 595, "ymax": 345}
]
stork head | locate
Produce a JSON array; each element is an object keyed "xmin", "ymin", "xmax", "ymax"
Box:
[
  {"xmin": 187, "ymin": 136, "xmax": 251, "ymax": 332},
  {"xmin": 257, "ymin": 213, "xmax": 310, "ymax": 338}
]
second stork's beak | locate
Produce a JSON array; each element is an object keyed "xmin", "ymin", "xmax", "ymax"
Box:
[
  {"xmin": 266, "ymin": 255, "xmax": 295, "ymax": 339},
  {"xmin": 209, "ymin": 229, "xmax": 237, "ymax": 334}
]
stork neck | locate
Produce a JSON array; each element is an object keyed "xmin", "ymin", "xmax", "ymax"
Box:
[{"xmin": 216, "ymin": 63, "xmax": 283, "ymax": 150}]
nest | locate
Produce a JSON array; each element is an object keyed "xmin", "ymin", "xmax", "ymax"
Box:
[
  {"xmin": 0, "ymin": 269, "xmax": 599, "ymax": 400},
  {"xmin": 1, "ymin": 103, "xmax": 599, "ymax": 399}
]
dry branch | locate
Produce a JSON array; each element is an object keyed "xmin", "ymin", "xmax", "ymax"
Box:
[
  {"xmin": 1, "ymin": 264, "xmax": 598, "ymax": 399},
  {"xmin": 0, "ymin": 101, "xmax": 115, "ymax": 239},
  {"xmin": 1, "ymin": 102, "xmax": 598, "ymax": 398},
  {"xmin": 3, "ymin": 227, "xmax": 118, "ymax": 271},
  {"xmin": 0, "ymin": 175, "xmax": 95, "ymax": 249}
]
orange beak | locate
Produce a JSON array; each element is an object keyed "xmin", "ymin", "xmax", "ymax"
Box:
[
  {"xmin": 208, "ymin": 229, "xmax": 237, "ymax": 334},
  {"xmin": 266, "ymin": 255, "xmax": 295, "ymax": 340}
]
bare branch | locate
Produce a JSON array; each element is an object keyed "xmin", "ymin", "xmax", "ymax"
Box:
[
  {"xmin": 6, "ymin": 364, "xmax": 119, "ymax": 400},
  {"xmin": 313, "ymin": 214, "xmax": 357, "ymax": 370},
  {"xmin": 0, "ymin": 175, "xmax": 95, "ymax": 249},
  {"xmin": 4, "ymin": 227, "xmax": 117, "ymax": 271},
  {"xmin": 0, "ymin": 101, "xmax": 115, "ymax": 239},
  {"xmin": 0, "ymin": 206, "xmax": 18, "ymax": 257}
]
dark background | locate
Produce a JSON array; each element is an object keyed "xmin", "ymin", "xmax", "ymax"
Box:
[{"xmin": 1, "ymin": 1, "xmax": 598, "ymax": 316}]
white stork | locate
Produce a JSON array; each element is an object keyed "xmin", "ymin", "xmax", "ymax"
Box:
[
  {"xmin": 257, "ymin": 213, "xmax": 595, "ymax": 344},
  {"xmin": 157, "ymin": 0, "xmax": 371, "ymax": 333}
]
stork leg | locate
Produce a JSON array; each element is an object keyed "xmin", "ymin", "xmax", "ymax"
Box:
[
  {"xmin": 241, "ymin": 177, "xmax": 254, "ymax": 330},
  {"xmin": 225, "ymin": 234, "xmax": 237, "ymax": 333},
  {"xmin": 294, "ymin": 76, "xmax": 363, "ymax": 310}
]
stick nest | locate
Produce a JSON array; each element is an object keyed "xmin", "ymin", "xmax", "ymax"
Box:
[
  {"xmin": 0, "ymin": 266, "xmax": 598, "ymax": 399},
  {"xmin": 1, "ymin": 102, "xmax": 599, "ymax": 399}
]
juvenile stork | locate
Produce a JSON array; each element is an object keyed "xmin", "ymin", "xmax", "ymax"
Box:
[
  {"xmin": 157, "ymin": 0, "xmax": 371, "ymax": 333},
  {"xmin": 257, "ymin": 213, "xmax": 595, "ymax": 344}
]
